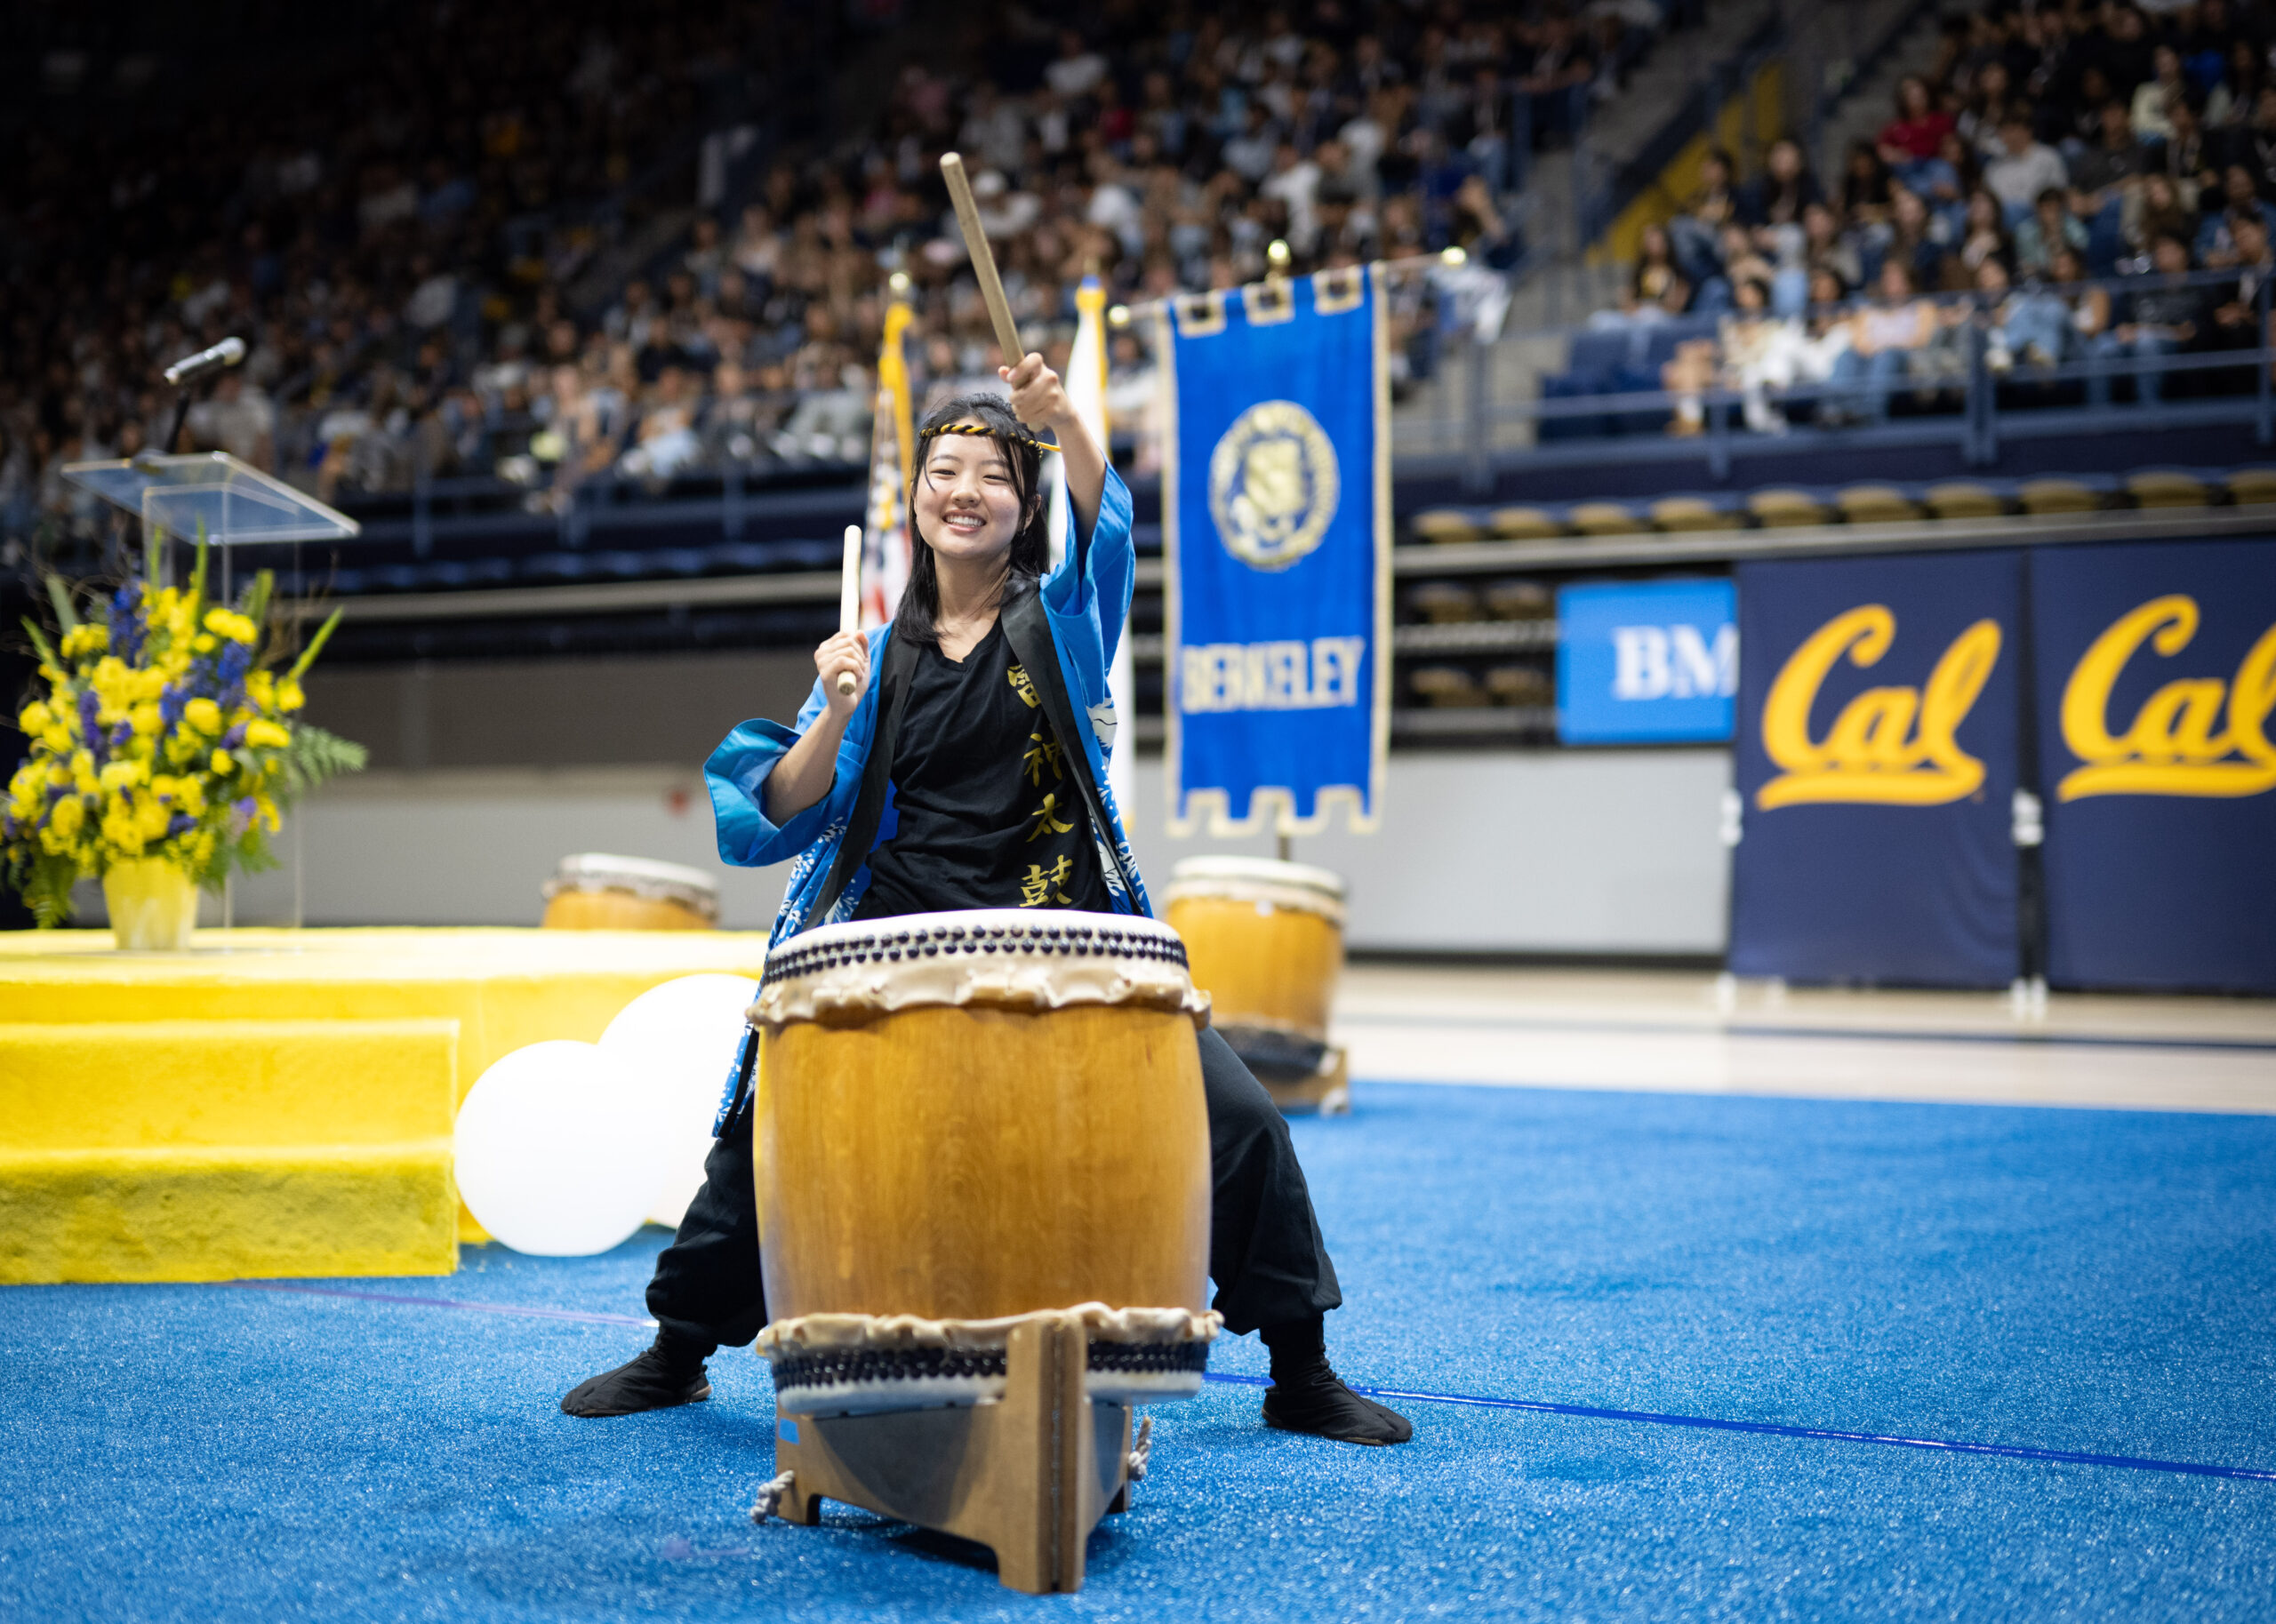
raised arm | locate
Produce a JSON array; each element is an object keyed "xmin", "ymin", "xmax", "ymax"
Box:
[
  {"xmin": 761, "ymin": 630, "xmax": 870, "ymax": 824},
  {"xmin": 1005, "ymin": 352, "xmax": 1103, "ymax": 540}
]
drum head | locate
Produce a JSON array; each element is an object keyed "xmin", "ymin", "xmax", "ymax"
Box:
[{"xmin": 755, "ymin": 908, "xmax": 1207, "ymax": 1028}]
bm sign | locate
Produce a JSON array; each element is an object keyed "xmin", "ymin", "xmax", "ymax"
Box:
[{"xmin": 1557, "ymin": 578, "xmax": 1737, "ymax": 744}]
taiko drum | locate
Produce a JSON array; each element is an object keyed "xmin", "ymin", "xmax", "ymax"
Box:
[
  {"xmin": 539, "ymin": 852, "xmax": 718, "ymax": 932},
  {"xmin": 749, "ymin": 910, "xmax": 1212, "ymax": 1324},
  {"xmin": 1162, "ymin": 857, "xmax": 1347, "ymax": 1064}
]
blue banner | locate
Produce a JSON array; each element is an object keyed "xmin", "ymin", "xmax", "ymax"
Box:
[
  {"xmin": 1163, "ymin": 268, "xmax": 1389, "ymax": 833},
  {"xmin": 1729, "ymin": 551, "xmax": 2023, "ymax": 988},
  {"xmin": 1557, "ymin": 578, "xmax": 1736, "ymax": 744},
  {"xmin": 2031, "ymin": 539, "xmax": 2276, "ymax": 993}
]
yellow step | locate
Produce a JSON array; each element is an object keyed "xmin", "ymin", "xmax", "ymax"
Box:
[
  {"xmin": 0, "ymin": 1142, "xmax": 455, "ymax": 1284},
  {"xmin": 0, "ymin": 1019, "xmax": 457, "ymax": 1149}
]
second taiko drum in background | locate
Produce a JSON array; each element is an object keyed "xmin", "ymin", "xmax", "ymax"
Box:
[
  {"xmin": 749, "ymin": 910, "xmax": 1219, "ymax": 1416},
  {"xmin": 1162, "ymin": 856, "xmax": 1347, "ymax": 1080}
]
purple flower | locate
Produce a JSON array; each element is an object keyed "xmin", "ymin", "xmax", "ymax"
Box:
[
  {"xmin": 76, "ymin": 690, "xmax": 107, "ymax": 765},
  {"xmin": 109, "ymin": 584, "xmax": 146, "ymax": 662},
  {"xmin": 218, "ymin": 643, "xmax": 252, "ymax": 685},
  {"xmin": 228, "ymin": 796, "xmax": 257, "ymax": 836},
  {"xmin": 109, "ymin": 722, "xmax": 132, "ymax": 750},
  {"xmin": 166, "ymin": 813, "xmax": 196, "ymax": 837},
  {"xmin": 159, "ymin": 685, "xmax": 187, "ymax": 725},
  {"xmin": 222, "ymin": 723, "xmax": 247, "ymax": 748}
]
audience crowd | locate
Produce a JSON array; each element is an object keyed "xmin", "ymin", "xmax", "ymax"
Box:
[
  {"xmin": 1623, "ymin": 0, "xmax": 2276, "ymax": 434},
  {"xmin": 3, "ymin": 0, "xmax": 1670, "ymax": 548}
]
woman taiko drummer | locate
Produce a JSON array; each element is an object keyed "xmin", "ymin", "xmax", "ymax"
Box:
[{"xmin": 562, "ymin": 353, "xmax": 1410, "ymax": 1446}]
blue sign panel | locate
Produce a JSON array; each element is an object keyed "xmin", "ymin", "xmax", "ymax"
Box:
[
  {"xmin": 2031, "ymin": 538, "xmax": 2276, "ymax": 994},
  {"xmin": 1728, "ymin": 550, "xmax": 2023, "ymax": 988},
  {"xmin": 1163, "ymin": 269, "xmax": 1389, "ymax": 834},
  {"xmin": 1557, "ymin": 577, "xmax": 1736, "ymax": 743}
]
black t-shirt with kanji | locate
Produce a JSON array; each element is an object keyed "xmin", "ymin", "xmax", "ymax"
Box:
[{"xmin": 851, "ymin": 618, "xmax": 1113, "ymax": 920}]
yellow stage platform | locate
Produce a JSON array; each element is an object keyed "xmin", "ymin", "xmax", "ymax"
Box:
[{"xmin": 0, "ymin": 928, "xmax": 772, "ymax": 1284}]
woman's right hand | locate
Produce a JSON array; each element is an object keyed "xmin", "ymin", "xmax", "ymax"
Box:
[{"xmin": 816, "ymin": 630, "xmax": 870, "ymax": 718}]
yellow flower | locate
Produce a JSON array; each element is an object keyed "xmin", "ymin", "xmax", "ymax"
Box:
[
  {"xmin": 60, "ymin": 624, "xmax": 109, "ymax": 659},
  {"xmin": 183, "ymin": 698, "xmax": 223, "ymax": 735},
  {"xmin": 211, "ymin": 749, "xmax": 235, "ymax": 775},
  {"xmin": 98, "ymin": 760, "xmax": 148, "ymax": 792},
  {"xmin": 135, "ymin": 796, "xmax": 171, "ymax": 842},
  {"xmin": 41, "ymin": 725, "xmax": 71, "ymax": 754},
  {"xmin": 193, "ymin": 633, "xmax": 217, "ymax": 652},
  {"xmin": 18, "ymin": 701, "xmax": 52, "ymax": 733},
  {"xmin": 246, "ymin": 671, "xmax": 275, "ymax": 707},
  {"xmin": 51, "ymin": 796, "xmax": 84, "ymax": 839},
  {"xmin": 244, "ymin": 719, "xmax": 291, "ymax": 750},
  {"xmin": 204, "ymin": 608, "xmax": 260, "ymax": 644},
  {"xmin": 129, "ymin": 702, "xmax": 162, "ymax": 738},
  {"xmin": 253, "ymin": 794, "xmax": 280, "ymax": 833},
  {"xmin": 100, "ymin": 809, "xmax": 146, "ymax": 855},
  {"xmin": 276, "ymin": 678, "xmax": 306, "ymax": 712}
]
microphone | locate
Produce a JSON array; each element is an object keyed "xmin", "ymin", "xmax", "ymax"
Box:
[{"xmin": 163, "ymin": 337, "xmax": 246, "ymax": 388}]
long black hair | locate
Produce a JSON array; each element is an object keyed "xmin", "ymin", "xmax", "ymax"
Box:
[{"xmin": 893, "ymin": 393, "xmax": 1052, "ymax": 646}]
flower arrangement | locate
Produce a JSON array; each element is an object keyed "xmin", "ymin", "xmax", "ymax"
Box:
[{"xmin": 4, "ymin": 529, "xmax": 366, "ymax": 926}]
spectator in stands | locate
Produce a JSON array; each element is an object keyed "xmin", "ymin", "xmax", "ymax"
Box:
[
  {"xmin": 1801, "ymin": 200, "xmax": 1863, "ymax": 294},
  {"xmin": 1955, "ymin": 188, "xmax": 2016, "ymax": 285},
  {"xmin": 2070, "ymin": 100, "xmax": 2146, "ymax": 232},
  {"xmin": 1738, "ymin": 138, "xmax": 1821, "ymax": 233},
  {"xmin": 1826, "ymin": 260, "xmax": 1937, "ymax": 424},
  {"xmin": 2049, "ymin": 245, "xmax": 2116, "ymax": 367},
  {"xmin": 2130, "ymin": 44, "xmax": 2192, "ymax": 145},
  {"xmin": 184, "ymin": 372, "xmax": 276, "ymax": 473},
  {"xmin": 2208, "ymin": 213, "xmax": 2276, "ymax": 353},
  {"xmin": 1985, "ymin": 110, "xmax": 2069, "ymax": 218},
  {"xmin": 2132, "ymin": 172, "xmax": 2200, "ymax": 260},
  {"xmin": 1884, "ymin": 184, "xmax": 1952, "ymax": 292},
  {"xmin": 2159, "ymin": 93, "xmax": 2217, "ymax": 188},
  {"xmin": 1667, "ymin": 148, "xmax": 1739, "ymax": 287},
  {"xmin": 1958, "ymin": 60, "xmax": 2020, "ymax": 156},
  {"xmin": 2093, "ymin": 230, "xmax": 2205, "ymax": 404},
  {"xmin": 1842, "ymin": 141, "xmax": 1895, "ymax": 226},
  {"xmin": 2016, "ymin": 187, "xmax": 2089, "ymax": 278},
  {"xmin": 1720, "ymin": 275, "xmax": 1815, "ymax": 436},
  {"xmin": 1977, "ymin": 256, "xmax": 2069, "ymax": 372},
  {"xmin": 2197, "ymin": 163, "xmax": 2276, "ymax": 261},
  {"xmin": 1879, "ymin": 75, "xmax": 1956, "ymax": 173}
]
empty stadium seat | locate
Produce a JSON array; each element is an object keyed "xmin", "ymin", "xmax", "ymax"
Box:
[
  {"xmin": 1748, "ymin": 489, "xmax": 1831, "ymax": 528},
  {"xmin": 2226, "ymin": 468, "xmax": 2276, "ymax": 504},
  {"xmin": 2127, "ymin": 470, "xmax": 2213, "ymax": 508},
  {"xmin": 1487, "ymin": 506, "xmax": 1563, "ymax": 540},
  {"xmin": 2018, "ymin": 478, "xmax": 2104, "ymax": 515},
  {"xmin": 1924, "ymin": 482, "xmax": 2008, "ymax": 519},
  {"xmin": 1483, "ymin": 580, "xmax": 1553, "ymax": 620},
  {"xmin": 1411, "ymin": 509, "xmax": 1486, "ymax": 544},
  {"xmin": 1410, "ymin": 666, "xmax": 1488, "ymax": 708},
  {"xmin": 1569, "ymin": 502, "xmax": 1645, "ymax": 536},
  {"xmin": 1406, "ymin": 581, "xmax": 1484, "ymax": 623},
  {"xmin": 1649, "ymin": 496, "xmax": 1735, "ymax": 532},
  {"xmin": 1836, "ymin": 484, "xmax": 1921, "ymax": 524}
]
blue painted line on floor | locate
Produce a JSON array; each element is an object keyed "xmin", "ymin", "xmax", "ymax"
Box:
[{"xmin": 222, "ymin": 1280, "xmax": 2276, "ymax": 1486}]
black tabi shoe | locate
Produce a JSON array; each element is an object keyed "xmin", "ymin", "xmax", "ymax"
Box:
[
  {"xmin": 1261, "ymin": 1356, "xmax": 1415, "ymax": 1445},
  {"xmin": 559, "ymin": 1336, "xmax": 713, "ymax": 1418}
]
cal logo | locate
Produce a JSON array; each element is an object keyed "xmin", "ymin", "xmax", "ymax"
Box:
[
  {"xmin": 2057, "ymin": 595, "xmax": 2276, "ymax": 800},
  {"xmin": 1757, "ymin": 605, "xmax": 2000, "ymax": 809}
]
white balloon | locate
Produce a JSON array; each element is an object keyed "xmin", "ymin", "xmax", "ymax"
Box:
[
  {"xmin": 455, "ymin": 1041, "xmax": 669, "ymax": 1256},
  {"xmin": 598, "ymin": 974, "xmax": 759, "ymax": 1228}
]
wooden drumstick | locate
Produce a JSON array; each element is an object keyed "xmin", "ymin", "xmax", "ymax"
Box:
[
  {"xmin": 836, "ymin": 524, "xmax": 861, "ymax": 697},
  {"xmin": 940, "ymin": 152, "xmax": 1030, "ymax": 382}
]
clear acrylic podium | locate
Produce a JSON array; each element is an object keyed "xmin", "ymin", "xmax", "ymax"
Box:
[
  {"xmin": 57, "ymin": 452, "xmax": 360, "ymax": 932},
  {"xmin": 61, "ymin": 452, "xmax": 360, "ymax": 546}
]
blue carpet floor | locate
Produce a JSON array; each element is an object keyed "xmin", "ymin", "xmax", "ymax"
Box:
[{"xmin": 5, "ymin": 1081, "xmax": 2275, "ymax": 1621}]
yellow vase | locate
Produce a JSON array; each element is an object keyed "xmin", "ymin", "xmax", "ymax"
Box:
[{"xmin": 103, "ymin": 858, "xmax": 199, "ymax": 951}]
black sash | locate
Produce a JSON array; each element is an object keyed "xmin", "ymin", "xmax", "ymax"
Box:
[{"xmin": 800, "ymin": 589, "xmax": 1138, "ymax": 930}]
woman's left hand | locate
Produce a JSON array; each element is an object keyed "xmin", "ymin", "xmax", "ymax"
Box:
[{"xmin": 1003, "ymin": 352, "xmax": 1071, "ymax": 429}]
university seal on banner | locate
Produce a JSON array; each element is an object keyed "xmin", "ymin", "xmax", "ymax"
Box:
[{"xmin": 1208, "ymin": 400, "xmax": 1339, "ymax": 572}]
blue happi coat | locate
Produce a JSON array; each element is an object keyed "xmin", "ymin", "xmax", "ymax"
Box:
[{"xmin": 704, "ymin": 465, "xmax": 1151, "ymax": 951}]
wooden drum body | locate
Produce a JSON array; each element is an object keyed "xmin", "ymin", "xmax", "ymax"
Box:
[
  {"xmin": 750, "ymin": 910, "xmax": 1219, "ymax": 1419},
  {"xmin": 540, "ymin": 853, "xmax": 717, "ymax": 932},
  {"xmin": 1162, "ymin": 857, "xmax": 1347, "ymax": 1079}
]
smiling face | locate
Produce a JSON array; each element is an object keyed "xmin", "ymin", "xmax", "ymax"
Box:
[{"xmin": 913, "ymin": 428, "xmax": 1031, "ymax": 569}]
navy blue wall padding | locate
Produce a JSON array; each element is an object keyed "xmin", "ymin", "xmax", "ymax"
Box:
[
  {"xmin": 1730, "ymin": 551, "xmax": 2024, "ymax": 988},
  {"xmin": 2031, "ymin": 537, "xmax": 2276, "ymax": 994}
]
